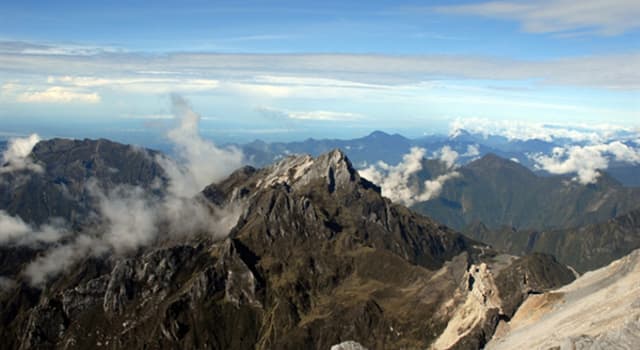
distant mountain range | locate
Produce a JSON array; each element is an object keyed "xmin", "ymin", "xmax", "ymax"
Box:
[
  {"xmin": 4, "ymin": 130, "xmax": 638, "ymax": 187},
  {"xmin": 235, "ymin": 130, "xmax": 640, "ymax": 187}
]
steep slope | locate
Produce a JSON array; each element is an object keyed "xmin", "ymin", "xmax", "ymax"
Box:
[
  {"xmin": 467, "ymin": 208, "xmax": 640, "ymax": 273},
  {"xmin": 0, "ymin": 138, "xmax": 166, "ymax": 227},
  {"xmin": 0, "ymin": 148, "xmax": 574, "ymax": 350},
  {"xmin": 487, "ymin": 249, "xmax": 640, "ymax": 349},
  {"xmin": 413, "ymin": 154, "xmax": 640, "ymax": 231}
]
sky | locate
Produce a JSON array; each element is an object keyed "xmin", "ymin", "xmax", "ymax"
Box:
[{"xmin": 0, "ymin": 0, "xmax": 639, "ymax": 145}]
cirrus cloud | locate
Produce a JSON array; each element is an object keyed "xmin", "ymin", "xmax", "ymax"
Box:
[
  {"xmin": 434, "ymin": 0, "xmax": 640, "ymax": 36},
  {"xmin": 15, "ymin": 86, "xmax": 100, "ymax": 104}
]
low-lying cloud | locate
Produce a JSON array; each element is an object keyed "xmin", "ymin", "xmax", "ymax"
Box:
[
  {"xmin": 17, "ymin": 95, "xmax": 246, "ymax": 286},
  {"xmin": 360, "ymin": 147, "xmax": 460, "ymax": 206},
  {"xmin": 0, "ymin": 133, "xmax": 43, "ymax": 174},
  {"xmin": 434, "ymin": 145, "xmax": 459, "ymax": 168},
  {"xmin": 0, "ymin": 210, "xmax": 68, "ymax": 245},
  {"xmin": 532, "ymin": 141, "xmax": 640, "ymax": 184}
]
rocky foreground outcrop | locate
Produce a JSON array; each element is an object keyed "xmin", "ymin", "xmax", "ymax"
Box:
[
  {"xmin": 0, "ymin": 144, "xmax": 575, "ymax": 349},
  {"xmin": 487, "ymin": 249, "xmax": 640, "ymax": 349}
]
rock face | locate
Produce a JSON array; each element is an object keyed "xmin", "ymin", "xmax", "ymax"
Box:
[
  {"xmin": 430, "ymin": 253, "xmax": 574, "ymax": 350},
  {"xmin": 487, "ymin": 249, "xmax": 640, "ymax": 350},
  {"xmin": 0, "ymin": 146, "xmax": 575, "ymax": 349}
]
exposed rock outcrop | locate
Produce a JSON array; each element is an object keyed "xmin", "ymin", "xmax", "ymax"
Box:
[{"xmin": 487, "ymin": 249, "xmax": 640, "ymax": 349}]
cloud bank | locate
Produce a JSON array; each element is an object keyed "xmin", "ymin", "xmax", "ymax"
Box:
[
  {"xmin": 532, "ymin": 141, "xmax": 640, "ymax": 184},
  {"xmin": 449, "ymin": 117, "xmax": 635, "ymax": 143},
  {"xmin": 2, "ymin": 41, "xmax": 640, "ymax": 91},
  {"xmin": 360, "ymin": 147, "xmax": 460, "ymax": 206}
]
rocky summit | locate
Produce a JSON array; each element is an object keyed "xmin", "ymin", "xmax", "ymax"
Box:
[{"xmin": 0, "ymin": 143, "xmax": 575, "ymax": 349}]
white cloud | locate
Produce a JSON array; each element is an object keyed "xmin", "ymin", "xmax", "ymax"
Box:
[
  {"xmin": 0, "ymin": 133, "xmax": 43, "ymax": 174},
  {"xmin": 0, "ymin": 210, "xmax": 68, "ymax": 245},
  {"xmin": 158, "ymin": 94, "xmax": 244, "ymax": 197},
  {"xmin": 288, "ymin": 110, "xmax": 362, "ymax": 121},
  {"xmin": 14, "ymin": 95, "xmax": 247, "ymax": 286},
  {"xmin": 48, "ymin": 75, "xmax": 220, "ymax": 94},
  {"xmin": 532, "ymin": 141, "xmax": 640, "ymax": 184},
  {"xmin": 449, "ymin": 117, "xmax": 635, "ymax": 143},
  {"xmin": 2, "ymin": 42, "xmax": 640, "ymax": 90},
  {"xmin": 88, "ymin": 182, "xmax": 157, "ymax": 253},
  {"xmin": 226, "ymin": 82, "xmax": 293, "ymax": 98},
  {"xmin": 419, "ymin": 172, "xmax": 461, "ymax": 202},
  {"xmin": 434, "ymin": 0, "xmax": 640, "ymax": 36},
  {"xmin": 0, "ymin": 40, "xmax": 124, "ymax": 56},
  {"xmin": 16, "ymin": 86, "xmax": 100, "ymax": 103},
  {"xmin": 257, "ymin": 106, "xmax": 363, "ymax": 121},
  {"xmin": 434, "ymin": 145, "xmax": 459, "ymax": 168},
  {"xmin": 462, "ymin": 144, "xmax": 481, "ymax": 157},
  {"xmin": 24, "ymin": 235, "xmax": 106, "ymax": 286},
  {"xmin": 360, "ymin": 147, "xmax": 460, "ymax": 206}
]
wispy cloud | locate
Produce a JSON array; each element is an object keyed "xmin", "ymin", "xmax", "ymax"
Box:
[
  {"xmin": 12, "ymin": 86, "xmax": 100, "ymax": 104},
  {"xmin": 47, "ymin": 75, "xmax": 220, "ymax": 94},
  {"xmin": 434, "ymin": 0, "xmax": 640, "ymax": 36},
  {"xmin": 0, "ymin": 40, "xmax": 125, "ymax": 56},
  {"xmin": 2, "ymin": 41, "xmax": 639, "ymax": 90},
  {"xmin": 17, "ymin": 95, "xmax": 246, "ymax": 286},
  {"xmin": 257, "ymin": 106, "xmax": 363, "ymax": 121}
]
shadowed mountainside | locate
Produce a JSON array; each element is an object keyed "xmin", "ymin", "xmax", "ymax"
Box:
[{"xmin": 412, "ymin": 154, "xmax": 640, "ymax": 231}]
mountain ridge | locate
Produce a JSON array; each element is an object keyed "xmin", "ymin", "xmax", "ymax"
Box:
[{"xmin": 0, "ymin": 141, "xmax": 575, "ymax": 349}]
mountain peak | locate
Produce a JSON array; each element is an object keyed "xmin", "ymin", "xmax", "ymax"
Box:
[
  {"xmin": 367, "ymin": 130, "xmax": 390, "ymax": 138},
  {"xmin": 256, "ymin": 148, "xmax": 365, "ymax": 193},
  {"xmin": 469, "ymin": 153, "xmax": 531, "ymax": 173}
]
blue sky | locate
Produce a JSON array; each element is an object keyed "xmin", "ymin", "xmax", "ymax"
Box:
[{"xmin": 0, "ymin": 0, "xmax": 638, "ymax": 144}]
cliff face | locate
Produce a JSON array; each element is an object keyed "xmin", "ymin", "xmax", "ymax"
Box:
[{"xmin": 0, "ymin": 144, "xmax": 575, "ymax": 349}]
